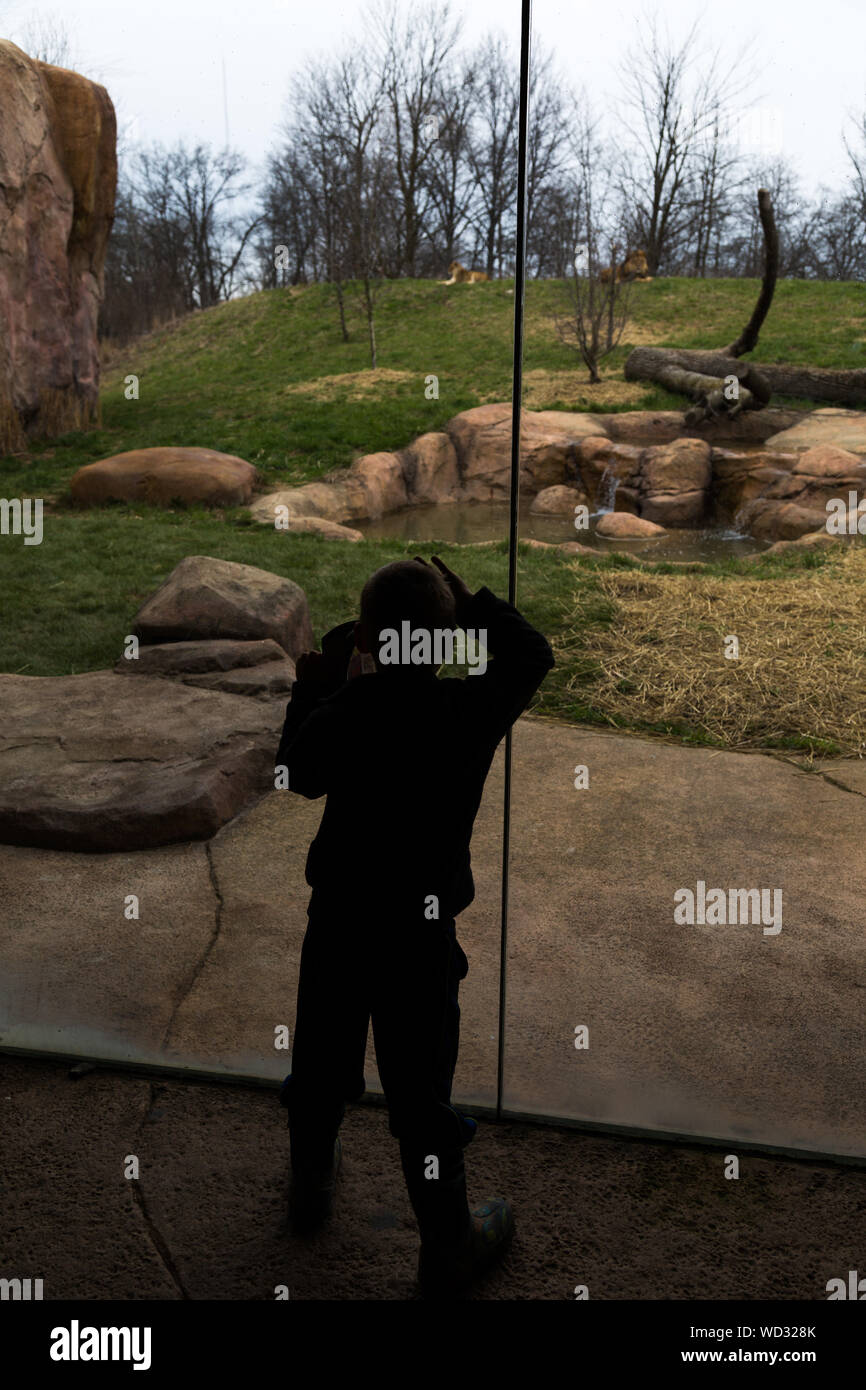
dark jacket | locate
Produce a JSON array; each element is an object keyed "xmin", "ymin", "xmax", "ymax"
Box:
[{"xmin": 276, "ymin": 586, "xmax": 555, "ymax": 919}]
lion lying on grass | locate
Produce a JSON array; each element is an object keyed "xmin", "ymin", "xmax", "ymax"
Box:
[
  {"xmin": 599, "ymin": 249, "xmax": 653, "ymax": 283},
  {"xmin": 440, "ymin": 260, "xmax": 489, "ymax": 284}
]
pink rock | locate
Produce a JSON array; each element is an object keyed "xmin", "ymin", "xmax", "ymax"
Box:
[
  {"xmin": 792, "ymin": 445, "xmax": 866, "ymax": 477},
  {"xmin": 0, "ymin": 41, "xmax": 116, "ymax": 447},
  {"xmin": 70, "ymin": 447, "xmax": 257, "ymax": 507}
]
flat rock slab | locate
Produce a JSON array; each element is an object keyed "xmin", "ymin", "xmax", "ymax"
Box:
[
  {"xmin": 70, "ymin": 447, "xmax": 258, "ymax": 507},
  {"xmin": 765, "ymin": 408, "xmax": 866, "ymax": 455},
  {"xmin": 0, "ymin": 670, "xmax": 284, "ymax": 851},
  {"xmin": 114, "ymin": 638, "xmax": 296, "ymax": 697},
  {"xmin": 132, "ymin": 554, "xmax": 313, "ymax": 659}
]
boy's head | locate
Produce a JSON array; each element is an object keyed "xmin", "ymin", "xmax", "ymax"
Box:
[{"xmin": 356, "ymin": 560, "xmax": 456, "ymax": 674}]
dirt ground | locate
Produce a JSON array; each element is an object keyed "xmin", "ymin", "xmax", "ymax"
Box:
[{"xmin": 1, "ymin": 1055, "xmax": 863, "ymax": 1301}]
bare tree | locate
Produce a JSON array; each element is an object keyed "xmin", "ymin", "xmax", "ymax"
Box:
[
  {"xmin": 371, "ymin": 0, "xmax": 463, "ymax": 276},
  {"xmin": 19, "ymin": 10, "xmax": 76, "ymax": 67},
  {"xmin": 525, "ymin": 42, "xmax": 572, "ymax": 278},
  {"xmin": 131, "ymin": 143, "xmax": 259, "ymax": 311},
  {"xmin": 843, "ymin": 112, "xmax": 866, "ymax": 222},
  {"xmin": 420, "ymin": 57, "xmax": 479, "ymax": 269},
  {"xmin": 616, "ymin": 15, "xmax": 749, "ymax": 274},
  {"xmin": 555, "ymin": 112, "xmax": 630, "ymax": 383},
  {"xmin": 466, "ymin": 33, "xmax": 520, "ymax": 278}
]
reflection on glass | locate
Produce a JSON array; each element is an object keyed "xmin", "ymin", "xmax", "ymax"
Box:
[{"xmin": 503, "ymin": 0, "xmax": 866, "ymax": 1156}]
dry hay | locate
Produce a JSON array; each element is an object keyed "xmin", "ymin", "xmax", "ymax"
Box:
[
  {"xmin": 521, "ymin": 370, "xmax": 648, "ymax": 409},
  {"xmin": 556, "ymin": 547, "xmax": 866, "ymax": 755},
  {"xmin": 282, "ymin": 369, "xmax": 416, "ymax": 402}
]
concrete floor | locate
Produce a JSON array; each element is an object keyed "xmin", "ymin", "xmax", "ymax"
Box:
[
  {"xmin": 1, "ymin": 718, "xmax": 865, "ymax": 1156},
  {"xmin": 1, "ymin": 1055, "xmax": 863, "ymax": 1301}
]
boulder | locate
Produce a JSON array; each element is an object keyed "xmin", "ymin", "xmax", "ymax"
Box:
[
  {"xmin": 114, "ymin": 638, "xmax": 296, "ymax": 697},
  {"xmin": 736, "ymin": 499, "xmax": 830, "ymax": 541},
  {"xmin": 445, "ymin": 403, "xmax": 606, "ymax": 500},
  {"xmin": 0, "ymin": 670, "xmax": 283, "ymax": 852},
  {"xmin": 595, "ymin": 408, "xmax": 802, "ymax": 446},
  {"xmin": 764, "ymin": 409, "xmax": 866, "ymax": 456},
  {"xmin": 639, "ymin": 439, "xmax": 712, "ymax": 496},
  {"xmin": 558, "ymin": 541, "xmax": 599, "ymax": 557},
  {"xmin": 250, "ymin": 504, "xmax": 363, "ymax": 540},
  {"xmin": 596, "ymin": 512, "xmax": 666, "ymax": 538},
  {"xmin": 591, "ymin": 411, "xmax": 686, "ymax": 445},
  {"xmin": 637, "ymin": 439, "xmax": 711, "ymax": 526},
  {"xmin": 70, "ymin": 447, "xmax": 258, "ymax": 507},
  {"xmin": 283, "ymin": 475, "xmax": 370, "ymax": 523},
  {"xmin": 132, "ymin": 555, "xmax": 313, "ymax": 659},
  {"xmin": 759, "ymin": 531, "xmax": 845, "ymax": 557},
  {"xmin": 349, "ymin": 451, "xmax": 408, "ymax": 517},
  {"xmin": 529, "ymin": 485, "xmax": 587, "ymax": 515},
  {"xmin": 710, "ymin": 449, "xmax": 797, "ymax": 517},
  {"xmin": 0, "ymin": 41, "xmax": 116, "ymax": 448},
  {"xmin": 276, "ymin": 516, "xmax": 362, "ymax": 541},
  {"xmin": 641, "ymin": 491, "xmax": 706, "ymax": 527},
  {"xmin": 792, "ymin": 444, "xmax": 866, "ymax": 477},
  {"xmin": 576, "ymin": 438, "xmax": 642, "ymax": 502},
  {"xmin": 402, "ymin": 432, "xmax": 461, "ymax": 504}
]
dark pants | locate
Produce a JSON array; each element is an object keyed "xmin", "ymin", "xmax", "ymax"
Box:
[{"xmin": 283, "ymin": 897, "xmax": 473, "ymax": 1246}]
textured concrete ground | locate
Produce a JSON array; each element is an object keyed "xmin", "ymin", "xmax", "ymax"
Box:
[
  {"xmin": 1, "ymin": 718, "xmax": 864, "ymax": 1156},
  {"xmin": 1, "ymin": 1056, "xmax": 863, "ymax": 1301}
]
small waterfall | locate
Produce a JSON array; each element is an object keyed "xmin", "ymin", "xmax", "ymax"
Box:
[{"xmin": 596, "ymin": 464, "xmax": 620, "ymax": 514}]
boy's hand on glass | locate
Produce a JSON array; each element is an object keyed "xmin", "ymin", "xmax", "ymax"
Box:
[
  {"xmin": 297, "ymin": 621, "xmax": 358, "ymax": 687},
  {"xmin": 427, "ymin": 554, "xmax": 475, "ymax": 623},
  {"xmin": 295, "ymin": 650, "xmax": 326, "ymax": 683}
]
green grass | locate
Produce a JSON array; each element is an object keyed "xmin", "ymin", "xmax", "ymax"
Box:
[
  {"xmin": 5, "ymin": 275, "xmax": 866, "ymax": 501},
  {"xmin": 0, "ymin": 275, "xmax": 863, "ymax": 750}
]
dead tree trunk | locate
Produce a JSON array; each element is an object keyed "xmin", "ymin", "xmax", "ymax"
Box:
[{"xmin": 624, "ymin": 188, "xmax": 780, "ymax": 422}]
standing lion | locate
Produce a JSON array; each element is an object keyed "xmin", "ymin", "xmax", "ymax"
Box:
[{"xmin": 440, "ymin": 261, "xmax": 489, "ymax": 284}]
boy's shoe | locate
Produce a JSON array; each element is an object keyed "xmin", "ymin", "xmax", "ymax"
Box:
[
  {"xmin": 458, "ymin": 1114, "xmax": 477, "ymax": 1147},
  {"xmin": 289, "ymin": 1138, "xmax": 342, "ymax": 1234},
  {"xmin": 417, "ymin": 1197, "xmax": 514, "ymax": 1298}
]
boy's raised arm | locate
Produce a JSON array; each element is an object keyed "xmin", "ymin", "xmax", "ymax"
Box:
[
  {"xmin": 428, "ymin": 556, "xmax": 555, "ymax": 741},
  {"xmin": 275, "ymin": 623, "xmax": 356, "ymax": 798}
]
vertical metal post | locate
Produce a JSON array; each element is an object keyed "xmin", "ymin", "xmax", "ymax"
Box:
[{"xmin": 496, "ymin": 0, "xmax": 532, "ymax": 1121}]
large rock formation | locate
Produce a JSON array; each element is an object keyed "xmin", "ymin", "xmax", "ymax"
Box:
[
  {"xmin": 0, "ymin": 41, "xmax": 117, "ymax": 451},
  {"xmin": 245, "ymin": 402, "xmax": 866, "ymax": 542},
  {"xmin": 737, "ymin": 445, "xmax": 866, "ymax": 540}
]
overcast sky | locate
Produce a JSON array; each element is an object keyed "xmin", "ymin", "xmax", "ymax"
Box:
[{"xmin": 4, "ymin": 0, "xmax": 865, "ymax": 198}]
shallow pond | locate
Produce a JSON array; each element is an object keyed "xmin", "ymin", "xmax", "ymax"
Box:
[{"xmin": 357, "ymin": 501, "xmax": 769, "ymax": 563}]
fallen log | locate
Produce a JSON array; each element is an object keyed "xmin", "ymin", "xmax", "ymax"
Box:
[
  {"xmin": 625, "ymin": 347, "xmax": 772, "ymax": 421},
  {"xmin": 625, "ymin": 349, "xmax": 866, "ymax": 409}
]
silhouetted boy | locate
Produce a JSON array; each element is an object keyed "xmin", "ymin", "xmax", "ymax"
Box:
[{"xmin": 276, "ymin": 555, "xmax": 554, "ymax": 1296}]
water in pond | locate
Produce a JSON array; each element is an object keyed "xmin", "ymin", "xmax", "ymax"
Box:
[{"xmin": 357, "ymin": 501, "xmax": 769, "ymax": 564}]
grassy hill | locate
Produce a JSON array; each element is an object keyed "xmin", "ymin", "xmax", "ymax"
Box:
[
  {"xmin": 1, "ymin": 276, "xmax": 864, "ymax": 755},
  {"xmin": 4, "ymin": 274, "xmax": 866, "ymax": 498}
]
